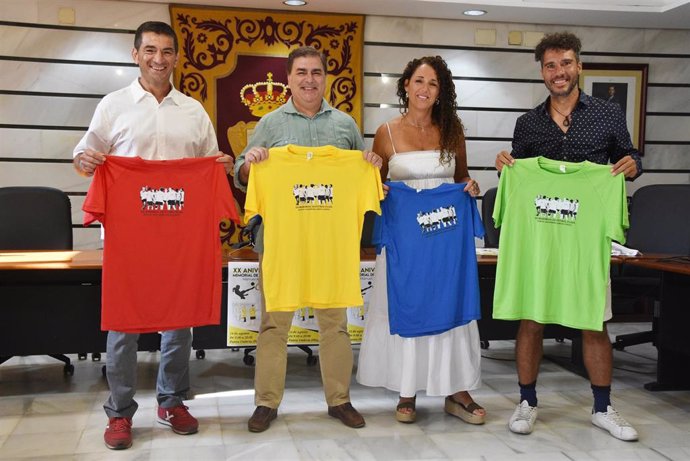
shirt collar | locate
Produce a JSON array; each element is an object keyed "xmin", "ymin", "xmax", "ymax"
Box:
[
  {"xmin": 283, "ymin": 97, "xmax": 332, "ymax": 116},
  {"xmin": 129, "ymin": 78, "xmax": 181, "ymax": 105},
  {"xmin": 538, "ymin": 89, "xmax": 591, "ymax": 117}
]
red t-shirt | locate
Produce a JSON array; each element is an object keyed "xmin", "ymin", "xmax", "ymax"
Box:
[{"xmin": 83, "ymin": 156, "xmax": 239, "ymax": 333}]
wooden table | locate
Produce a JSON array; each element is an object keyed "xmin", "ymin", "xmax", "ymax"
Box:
[
  {"xmin": 620, "ymin": 255, "xmax": 690, "ymax": 390},
  {"xmin": 4, "ymin": 250, "xmax": 687, "ymax": 390}
]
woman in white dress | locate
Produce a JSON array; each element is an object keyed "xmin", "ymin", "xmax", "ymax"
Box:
[{"xmin": 356, "ymin": 56, "xmax": 484, "ymax": 424}]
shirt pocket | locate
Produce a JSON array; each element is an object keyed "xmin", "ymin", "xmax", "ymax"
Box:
[
  {"xmin": 332, "ymin": 136, "xmax": 353, "ymax": 150},
  {"xmin": 272, "ymin": 136, "xmax": 299, "ymax": 148}
]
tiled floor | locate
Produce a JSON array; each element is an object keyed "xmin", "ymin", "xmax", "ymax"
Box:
[{"xmin": 1, "ymin": 323, "xmax": 690, "ymax": 460}]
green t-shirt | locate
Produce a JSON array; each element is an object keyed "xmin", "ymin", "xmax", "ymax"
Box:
[{"xmin": 492, "ymin": 157, "xmax": 628, "ymax": 331}]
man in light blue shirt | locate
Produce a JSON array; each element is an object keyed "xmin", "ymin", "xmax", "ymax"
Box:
[{"xmin": 234, "ymin": 45, "xmax": 381, "ymax": 433}]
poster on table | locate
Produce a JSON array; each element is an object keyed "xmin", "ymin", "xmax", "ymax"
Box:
[{"xmin": 227, "ymin": 261, "xmax": 376, "ymax": 346}]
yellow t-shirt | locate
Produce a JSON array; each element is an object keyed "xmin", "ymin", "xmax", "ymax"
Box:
[{"xmin": 244, "ymin": 145, "xmax": 383, "ymax": 312}]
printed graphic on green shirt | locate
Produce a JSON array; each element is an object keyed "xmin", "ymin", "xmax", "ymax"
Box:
[{"xmin": 534, "ymin": 195, "xmax": 579, "ymax": 223}]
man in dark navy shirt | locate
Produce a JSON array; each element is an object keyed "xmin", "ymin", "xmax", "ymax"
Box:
[{"xmin": 495, "ymin": 32, "xmax": 641, "ymax": 442}]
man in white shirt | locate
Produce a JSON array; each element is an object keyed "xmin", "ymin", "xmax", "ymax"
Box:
[{"xmin": 73, "ymin": 21, "xmax": 233, "ymax": 450}]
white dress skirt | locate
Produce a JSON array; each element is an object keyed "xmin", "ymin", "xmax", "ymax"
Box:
[{"xmin": 356, "ymin": 150, "xmax": 482, "ymax": 397}]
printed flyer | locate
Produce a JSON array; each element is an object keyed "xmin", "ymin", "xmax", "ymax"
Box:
[{"xmin": 227, "ymin": 260, "xmax": 376, "ymax": 346}]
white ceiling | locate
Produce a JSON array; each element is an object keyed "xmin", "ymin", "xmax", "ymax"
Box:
[{"xmin": 129, "ymin": 0, "xmax": 690, "ymax": 29}]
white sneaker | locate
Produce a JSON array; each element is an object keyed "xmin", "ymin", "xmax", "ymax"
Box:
[
  {"xmin": 591, "ymin": 405, "xmax": 639, "ymax": 441},
  {"xmin": 508, "ymin": 400, "xmax": 537, "ymax": 434}
]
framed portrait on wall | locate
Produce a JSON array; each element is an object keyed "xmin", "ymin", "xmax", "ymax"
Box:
[{"xmin": 579, "ymin": 63, "xmax": 648, "ymax": 154}]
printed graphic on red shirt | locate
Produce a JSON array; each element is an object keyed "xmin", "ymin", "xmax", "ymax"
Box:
[{"xmin": 140, "ymin": 186, "xmax": 185, "ymax": 213}]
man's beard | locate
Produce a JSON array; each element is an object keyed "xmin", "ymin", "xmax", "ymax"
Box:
[{"xmin": 548, "ymin": 78, "xmax": 578, "ymax": 98}]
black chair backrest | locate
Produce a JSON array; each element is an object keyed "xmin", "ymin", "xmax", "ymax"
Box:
[
  {"xmin": 0, "ymin": 187, "xmax": 73, "ymax": 250},
  {"xmin": 481, "ymin": 187, "xmax": 500, "ymax": 248},
  {"xmin": 626, "ymin": 184, "xmax": 690, "ymax": 254}
]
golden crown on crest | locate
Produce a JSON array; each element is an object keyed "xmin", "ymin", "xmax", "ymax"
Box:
[{"xmin": 240, "ymin": 72, "xmax": 289, "ymax": 117}]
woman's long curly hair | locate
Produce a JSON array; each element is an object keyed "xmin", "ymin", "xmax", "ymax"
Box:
[{"xmin": 397, "ymin": 55, "xmax": 465, "ymax": 165}]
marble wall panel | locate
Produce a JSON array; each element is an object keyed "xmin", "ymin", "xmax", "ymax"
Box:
[
  {"xmin": 0, "ymin": 0, "xmax": 167, "ymax": 29},
  {"xmin": 0, "ymin": 94, "xmax": 97, "ymax": 127},
  {"xmin": 645, "ymin": 116, "xmax": 690, "ymax": 142},
  {"xmin": 363, "ymin": 76, "xmax": 398, "ymax": 105},
  {"xmin": 471, "ymin": 111, "xmax": 521, "ymax": 139},
  {"xmin": 456, "ymin": 111, "xmax": 478, "ymax": 138},
  {"xmin": 625, "ymin": 172, "xmax": 690, "ymax": 195},
  {"xmin": 363, "ymin": 76, "xmax": 539, "ymax": 110},
  {"xmin": 420, "ymin": 17, "xmax": 479, "ymax": 47},
  {"xmin": 363, "ymin": 16, "xmax": 424, "ymax": 43},
  {"xmin": 458, "ymin": 81, "xmax": 538, "ymax": 110},
  {"xmin": 642, "ymin": 146, "xmax": 690, "ymax": 169},
  {"xmin": 69, "ymin": 194, "xmax": 86, "ymax": 228},
  {"xmin": 0, "ymin": 129, "xmax": 85, "ymax": 159},
  {"xmin": 646, "ymin": 87, "xmax": 690, "ymax": 113},
  {"xmin": 362, "ymin": 106, "xmax": 402, "ymax": 135},
  {"xmin": 643, "ymin": 29, "xmax": 690, "ymax": 55},
  {"xmin": 466, "ymin": 140, "xmax": 512, "ymax": 167},
  {"xmin": 366, "ymin": 16, "xmax": 688, "ymax": 55},
  {"xmin": 365, "ymin": 45, "xmax": 541, "ymax": 80},
  {"xmin": 0, "ymin": 25, "xmax": 133, "ymax": 63},
  {"xmin": 1, "ymin": 61, "xmax": 139, "ymax": 94},
  {"xmin": 0, "ymin": 163, "xmax": 91, "ymax": 192},
  {"xmin": 74, "ymin": 227, "xmax": 101, "ymax": 250},
  {"xmin": 468, "ymin": 170, "xmax": 502, "ymax": 192}
]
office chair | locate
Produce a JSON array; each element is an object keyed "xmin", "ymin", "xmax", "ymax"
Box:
[
  {"xmin": 612, "ymin": 184, "xmax": 690, "ymax": 350},
  {"xmin": 0, "ymin": 186, "xmax": 76, "ymax": 375},
  {"xmin": 481, "ymin": 187, "xmax": 500, "ymax": 248}
]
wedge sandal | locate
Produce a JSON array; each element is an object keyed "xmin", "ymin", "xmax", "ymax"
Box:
[{"xmin": 444, "ymin": 395, "xmax": 485, "ymax": 425}]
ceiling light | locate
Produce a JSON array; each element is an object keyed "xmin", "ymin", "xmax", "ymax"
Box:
[
  {"xmin": 463, "ymin": 9, "xmax": 487, "ymax": 16},
  {"xmin": 283, "ymin": 0, "xmax": 307, "ymax": 5}
]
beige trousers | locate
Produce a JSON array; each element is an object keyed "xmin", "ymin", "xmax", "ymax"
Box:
[{"xmin": 255, "ymin": 260, "xmax": 353, "ymax": 408}]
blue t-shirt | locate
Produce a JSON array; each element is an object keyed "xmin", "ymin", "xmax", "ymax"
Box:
[{"xmin": 374, "ymin": 181, "xmax": 485, "ymax": 338}]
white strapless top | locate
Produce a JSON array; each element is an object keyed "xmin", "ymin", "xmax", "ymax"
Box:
[{"xmin": 388, "ymin": 150, "xmax": 455, "ymax": 190}]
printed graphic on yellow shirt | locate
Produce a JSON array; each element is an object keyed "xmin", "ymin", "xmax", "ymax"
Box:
[{"xmin": 294, "ymin": 183, "xmax": 334, "ymax": 210}]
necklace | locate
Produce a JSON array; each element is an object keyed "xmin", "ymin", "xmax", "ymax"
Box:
[
  {"xmin": 403, "ymin": 115, "xmax": 432, "ymax": 131},
  {"xmin": 551, "ymin": 104, "xmax": 573, "ymax": 127}
]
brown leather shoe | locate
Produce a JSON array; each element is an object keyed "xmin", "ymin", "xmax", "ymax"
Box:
[
  {"xmin": 327, "ymin": 402, "xmax": 365, "ymax": 428},
  {"xmin": 248, "ymin": 405, "xmax": 277, "ymax": 433}
]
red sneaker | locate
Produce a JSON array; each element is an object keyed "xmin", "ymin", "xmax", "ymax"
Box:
[
  {"xmin": 104, "ymin": 417, "xmax": 132, "ymax": 450},
  {"xmin": 157, "ymin": 405, "xmax": 199, "ymax": 435}
]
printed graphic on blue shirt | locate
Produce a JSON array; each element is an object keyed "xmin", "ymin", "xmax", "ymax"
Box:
[
  {"xmin": 140, "ymin": 186, "xmax": 185, "ymax": 214},
  {"xmin": 416, "ymin": 205, "xmax": 458, "ymax": 235},
  {"xmin": 293, "ymin": 183, "xmax": 333, "ymax": 210},
  {"xmin": 534, "ymin": 194, "xmax": 579, "ymax": 224}
]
